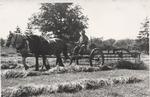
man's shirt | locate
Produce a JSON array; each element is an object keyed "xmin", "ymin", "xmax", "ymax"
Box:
[{"xmin": 78, "ymin": 34, "xmax": 89, "ymax": 45}]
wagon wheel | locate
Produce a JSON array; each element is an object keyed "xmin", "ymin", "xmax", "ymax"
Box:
[{"xmin": 89, "ymin": 48, "xmax": 104, "ymax": 66}]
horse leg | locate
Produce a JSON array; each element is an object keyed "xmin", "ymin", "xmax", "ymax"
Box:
[
  {"xmin": 42, "ymin": 55, "xmax": 50, "ymax": 70},
  {"xmin": 56, "ymin": 55, "xmax": 64, "ymax": 67},
  {"xmin": 46, "ymin": 58, "xmax": 50, "ymax": 68},
  {"xmin": 56, "ymin": 58, "xmax": 59, "ymax": 66},
  {"xmin": 35, "ymin": 55, "xmax": 39, "ymax": 71},
  {"xmin": 69, "ymin": 57, "xmax": 73, "ymax": 65},
  {"xmin": 22, "ymin": 57, "xmax": 29, "ymax": 70},
  {"xmin": 76, "ymin": 58, "xmax": 79, "ymax": 65}
]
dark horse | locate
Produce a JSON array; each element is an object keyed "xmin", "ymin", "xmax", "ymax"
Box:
[{"xmin": 6, "ymin": 32, "xmax": 70, "ymax": 71}]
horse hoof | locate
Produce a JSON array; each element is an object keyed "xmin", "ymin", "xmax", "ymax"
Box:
[
  {"xmin": 59, "ymin": 65, "xmax": 64, "ymax": 67},
  {"xmin": 25, "ymin": 66, "xmax": 29, "ymax": 70},
  {"xmin": 46, "ymin": 65, "xmax": 50, "ymax": 70},
  {"xmin": 35, "ymin": 69, "xmax": 39, "ymax": 71}
]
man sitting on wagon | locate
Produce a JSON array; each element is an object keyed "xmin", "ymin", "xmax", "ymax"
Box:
[{"xmin": 74, "ymin": 30, "xmax": 89, "ymax": 55}]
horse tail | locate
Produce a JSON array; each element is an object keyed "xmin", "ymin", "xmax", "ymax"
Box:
[{"xmin": 63, "ymin": 43, "xmax": 70, "ymax": 60}]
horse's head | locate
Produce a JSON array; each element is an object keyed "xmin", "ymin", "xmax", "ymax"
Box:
[
  {"xmin": 6, "ymin": 32, "xmax": 25, "ymax": 50},
  {"xmin": 6, "ymin": 31, "xmax": 14, "ymax": 47}
]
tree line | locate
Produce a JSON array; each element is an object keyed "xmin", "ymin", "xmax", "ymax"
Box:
[{"xmin": 88, "ymin": 17, "xmax": 149, "ymax": 54}]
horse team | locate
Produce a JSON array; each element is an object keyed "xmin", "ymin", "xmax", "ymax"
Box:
[{"xmin": 6, "ymin": 32, "xmax": 70, "ymax": 71}]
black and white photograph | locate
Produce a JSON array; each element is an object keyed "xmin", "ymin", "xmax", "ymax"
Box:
[{"xmin": 0, "ymin": 0, "xmax": 149, "ymax": 97}]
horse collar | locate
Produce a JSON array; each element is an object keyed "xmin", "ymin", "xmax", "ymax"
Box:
[
  {"xmin": 25, "ymin": 39, "xmax": 30, "ymax": 52},
  {"xmin": 16, "ymin": 38, "xmax": 30, "ymax": 53}
]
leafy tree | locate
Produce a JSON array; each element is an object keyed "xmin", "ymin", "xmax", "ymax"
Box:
[
  {"xmin": 136, "ymin": 17, "xmax": 149, "ymax": 54},
  {"xmin": 103, "ymin": 39, "xmax": 116, "ymax": 50},
  {"xmin": 14, "ymin": 26, "xmax": 21, "ymax": 33},
  {"xmin": 89, "ymin": 37, "xmax": 136, "ymax": 51},
  {"xmin": 28, "ymin": 3, "xmax": 88, "ymax": 42},
  {"xmin": 113, "ymin": 39, "xmax": 135, "ymax": 49},
  {"xmin": 88, "ymin": 43, "xmax": 96, "ymax": 50},
  {"xmin": 89, "ymin": 38, "xmax": 116, "ymax": 50},
  {"xmin": 89, "ymin": 37, "xmax": 103, "ymax": 49}
]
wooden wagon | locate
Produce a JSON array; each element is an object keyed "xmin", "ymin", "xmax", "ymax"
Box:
[{"xmin": 70, "ymin": 48, "xmax": 141, "ymax": 66}]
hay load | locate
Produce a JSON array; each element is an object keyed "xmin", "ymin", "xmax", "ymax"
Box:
[
  {"xmin": 2, "ymin": 76, "xmax": 143, "ymax": 97},
  {"xmin": 2, "ymin": 66, "xmax": 101, "ymax": 78},
  {"xmin": 46, "ymin": 65, "xmax": 100, "ymax": 74},
  {"xmin": 2, "ymin": 62, "xmax": 148, "ymax": 79},
  {"xmin": 57, "ymin": 81, "xmax": 82, "ymax": 93}
]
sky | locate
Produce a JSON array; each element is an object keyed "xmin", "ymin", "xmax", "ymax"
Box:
[{"xmin": 0, "ymin": 0, "xmax": 150, "ymax": 40}]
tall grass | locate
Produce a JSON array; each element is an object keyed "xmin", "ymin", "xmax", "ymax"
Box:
[
  {"xmin": 116, "ymin": 60, "xmax": 148, "ymax": 70},
  {"xmin": 101, "ymin": 60, "xmax": 149, "ymax": 70}
]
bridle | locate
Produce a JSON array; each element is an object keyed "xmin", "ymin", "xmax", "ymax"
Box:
[
  {"xmin": 11, "ymin": 33, "xmax": 30, "ymax": 52},
  {"xmin": 11, "ymin": 33, "xmax": 18, "ymax": 47}
]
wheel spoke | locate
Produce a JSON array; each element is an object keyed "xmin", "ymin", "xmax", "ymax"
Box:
[
  {"xmin": 90, "ymin": 48, "xmax": 104, "ymax": 66},
  {"xmin": 91, "ymin": 54, "xmax": 103, "ymax": 66}
]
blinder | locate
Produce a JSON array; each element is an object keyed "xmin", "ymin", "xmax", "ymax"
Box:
[{"xmin": 10, "ymin": 34, "xmax": 30, "ymax": 53}]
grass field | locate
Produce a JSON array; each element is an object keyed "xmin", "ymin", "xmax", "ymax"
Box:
[
  {"xmin": 1, "ymin": 69, "xmax": 149, "ymax": 97},
  {"xmin": 1, "ymin": 47, "xmax": 149, "ymax": 97}
]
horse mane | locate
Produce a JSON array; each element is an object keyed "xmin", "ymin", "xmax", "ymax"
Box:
[
  {"xmin": 25, "ymin": 35, "xmax": 48, "ymax": 53},
  {"xmin": 12, "ymin": 33, "xmax": 27, "ymax": 41}
]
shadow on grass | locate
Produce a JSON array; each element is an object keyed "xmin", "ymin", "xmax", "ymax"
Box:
[
  {"xmin": 107, "ymin": 92, "xmax": 124, "ymax": 97},
  {"xmin": 101, "ymin": 60, "xmax": 149, "ymax": 71}
]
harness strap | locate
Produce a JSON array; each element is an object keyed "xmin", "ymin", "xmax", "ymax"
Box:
[
  {"xmin": 25, "ymin": 39, "xmax": 30, "ymax": 52},
  {"xmin": 12, "ymin": 33, "xmax": 18, "ymax": 47}
]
